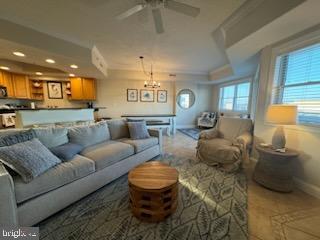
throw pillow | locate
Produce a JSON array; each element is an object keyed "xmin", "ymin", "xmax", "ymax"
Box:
[
  {"xmin": 0, "ymin": 129, "xmax": 35, "ymax": 147},
  {"xmin": 0, "ymin": 138, "xmax": 61, "ymax": 183},
  {"xmin": 107, "ymin": 119, "xmax": 130, "ymax": 140},
  {"xmin": 50, "ymin": 143, "xmax": 84, "ymax": 161},
  {"xmin": 68, "ymin": 121, "xmax": 110, "ymax": 148},
  {"xmin": 32, "ymin": 127, "xmax": 69, "ymax": 148},
  {"xmin": 127, "ymin": 121, "xmax": 150, "ymax": 140}
]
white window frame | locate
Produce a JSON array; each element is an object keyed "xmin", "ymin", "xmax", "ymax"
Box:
[
  {"xmin": 265, "ymin": 28, "xmax": 320, "ymax": 131},
  {"xmin": 218, "ymin": 79, "xmax": 252, "ymax": 113}
]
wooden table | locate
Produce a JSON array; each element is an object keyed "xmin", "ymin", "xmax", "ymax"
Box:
[
  {"xmin": 128, "ymin": 161, "xmax": 179, "ymax": 222},
  {"xmin": 253, "ymin": 146, "xmax": 299, "ymax": 192}
]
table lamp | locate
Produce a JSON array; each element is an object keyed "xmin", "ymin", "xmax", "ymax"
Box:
[{"xmin": 266, "ymin": 105, "xmax": 297, "ymax": 149}]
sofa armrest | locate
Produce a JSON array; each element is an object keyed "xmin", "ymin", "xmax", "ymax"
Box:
[
  {"xmin": 148, "ymin": 129, "xmax": 163, "ymax": 154},
  {"xmin": 199, "ymin": 128, "xmax": 219, "ymax": 140},
  {"xmin": 0, "ymin": 163, "xmax": 18, "ymax": 226},
  {"xmin": 236, "ymin": 132, "xmax": 253, "ymax": 148}
]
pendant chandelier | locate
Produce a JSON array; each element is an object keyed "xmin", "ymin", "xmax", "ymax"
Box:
[{"xmin": 140, "ymin": 56, "xmax": 160, "ymax": 88}]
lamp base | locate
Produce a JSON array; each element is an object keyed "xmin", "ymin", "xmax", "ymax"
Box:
[{"xmin": 272, "ymin": 126, "xmax": 286, "ymax": 149}]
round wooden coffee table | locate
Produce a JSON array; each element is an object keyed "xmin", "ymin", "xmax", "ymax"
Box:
[{"xmin": 128, "ymin": 161, "xmax": 179, "ymax": 222}]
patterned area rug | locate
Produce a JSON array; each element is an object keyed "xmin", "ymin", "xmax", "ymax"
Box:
[
  {"xmin": 38, "ymin": 153, "xmax": 248, "ymax": 240},
  {"xmin": 178, "ymin": 128, "xmax": 202, "ymax": 140}
]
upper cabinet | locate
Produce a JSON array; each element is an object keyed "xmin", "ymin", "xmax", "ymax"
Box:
[
  {"xmin": 0, "ymin": 70, "xmax": 14, "ymax": 97},
  {"xmin": 0, "ymin": 70, "xmax": 96, "ymax": 101},
  {"xmin": 12, "ymin": 73, "xmax": 30, "ymax": 99},
  {"xmin": 69, "ymin": 77, "xmax": 96, "ymax": 101}
]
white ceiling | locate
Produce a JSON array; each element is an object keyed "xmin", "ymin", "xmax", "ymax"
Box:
[{"xmin": 0, "ymin": 0, "xmax": 246, "ymax": 75}]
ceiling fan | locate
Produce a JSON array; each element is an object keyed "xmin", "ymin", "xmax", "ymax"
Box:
[{"xmin": 116, "ymin": 0, "xmax": 200, "ymax": 34}]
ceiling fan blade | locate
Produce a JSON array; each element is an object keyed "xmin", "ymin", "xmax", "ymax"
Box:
[
  {"xmin": 116, "ymin": 4, "xmax": 146, "ymax": 20},
  {"xmin": 164, "ymin": 0, "xmax": 200, "ymax": 17},
  {"xmin": 152, "ymin": 8, "xmax": 164, "ymax": 34}
]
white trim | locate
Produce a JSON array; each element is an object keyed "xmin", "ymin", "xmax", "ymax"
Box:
[
  {"xmin": 176, "ymin": 124, "xmax": 196, "ymax": 129},
  {"xmin": 250, "ymin": 158, "xmax": 320, "ymax": 199},
  {"xmin": 294, "ymin": 178, "xmax": 320, "ymax": 199}
]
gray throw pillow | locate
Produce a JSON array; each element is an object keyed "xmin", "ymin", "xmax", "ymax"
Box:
[
  {"xmin": 50, "ymin": 143, "xmax": 84, "ymax": 161},
  {"xmin": 32, "ymin": 127, "xmax": 69, "ymax": 148},
  {"xmin": 0, "ymin": 129, "xmax": 35, "ymax": 147},
  {"xmin": 107, "ymin": 119, "xmax": 130, "ymax": 140},
  {"xmin": 127, "ymin": 121, "xmax": 150, "ymax": 140},
  {"xmin": 0, "ymin": 138, "xmax": 61, "ymax": 183},
  {"xmin": 68, "ymin": 122, "xmax": 110, "ymax": 148}
]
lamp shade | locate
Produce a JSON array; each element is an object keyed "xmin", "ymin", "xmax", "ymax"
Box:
[{"xmin": 266, "ymin": 105, "xmax": 297, "ymax": 125}]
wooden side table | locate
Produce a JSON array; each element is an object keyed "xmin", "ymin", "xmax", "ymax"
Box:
[
  {"xmin": 253, "ymin": 146, "xmax": 299, "ymax": 192},
  {"xmin": 128, "ymin": 161, "xmax": 179, "ymax": 222}
]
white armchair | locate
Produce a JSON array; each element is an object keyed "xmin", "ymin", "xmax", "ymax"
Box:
[{"xmin": 196, "ymin": 117, "xmax": 253, "ymax": 172}]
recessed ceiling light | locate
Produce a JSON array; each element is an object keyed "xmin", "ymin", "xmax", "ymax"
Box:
[
  {"xmin": 13, "ymin": 51, "xmax": 25, "ymax": 57},
  {"xmin": 70, "ymin": 64, "xmax": 78, "ymax": 69},
  {"xmin": 0, "ymin": 66, "xmax": 10, "ymax": 70},
  {"xmin": 46, "ymin": 59, "xmax": 55, "ymax": 64},
  {"xmin": 69, "ymin": 73, "xmax": 75, "ymax": 77},
  {"xmin": 35, "ymin": 72, "xmax": 43, "ymax": 76}
]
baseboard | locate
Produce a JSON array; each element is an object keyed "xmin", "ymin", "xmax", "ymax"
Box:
[
  {"xmin": 176, "ymin": 124, "xmax": 196, "ymax": 129},
  {"xmin": 294, "ymin": 178, "xmax": 320, "ymax": 199},
  {"xmin": 250, "ymin": 158, "xmax": 320, "ymax": 199}
]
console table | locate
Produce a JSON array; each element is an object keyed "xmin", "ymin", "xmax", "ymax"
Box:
[
  {"xmin": 121, "ymin": 114, "xmax": 176, "ymax": 136},
  {"xmin": 253, "ymin": 146, "xmax": 299, "ymax": 192}
]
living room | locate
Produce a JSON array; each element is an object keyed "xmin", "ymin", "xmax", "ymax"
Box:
[{"xmin": 0, "ymin": 0, "xmax": 320, "ymax": 239}]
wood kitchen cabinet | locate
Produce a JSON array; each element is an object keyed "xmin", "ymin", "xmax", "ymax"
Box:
[
  {"xmin": 69, "ymin": 77, "xmax": 96, "ymax": 100},
  {"xmin": 12, "ymin": 73, "xmax": 30, "ymax": 99},
  {"xmin": 0, "ymin": 70, "xmax": 15, "ymax": 97}
]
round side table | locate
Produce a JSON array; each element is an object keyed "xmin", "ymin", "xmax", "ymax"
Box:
[
  {"xmin": 128, "ymin": 161, "xmax": 179, "ymax": 222},
  {"xmin": 253, "ymin": 146, "xmax": 299, "ymax": 192}
]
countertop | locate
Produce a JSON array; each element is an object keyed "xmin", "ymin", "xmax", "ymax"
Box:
[
  {"xmin": 121, "ymin": 114, "xmax": 176, "ymax": 117},
  {"xmin": 0, "ymin": 107, "xmax": 106, "ymax": 114}
]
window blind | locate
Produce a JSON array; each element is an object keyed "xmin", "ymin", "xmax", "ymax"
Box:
[
  {"xmin": 272, "ymin": 43, "xmax": 320, "ymax": 125},
  {"xmin": 219, "ymin": 82, "xmax": 250, "ymax": 112}
]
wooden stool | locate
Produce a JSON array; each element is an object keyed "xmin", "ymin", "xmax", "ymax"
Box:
[{"xmin": 128, "ymin": 161, "xmax": 179, "ymax": 222}]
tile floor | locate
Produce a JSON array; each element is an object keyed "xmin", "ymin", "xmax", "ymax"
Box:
[{"xmin": 163, "ymin": 132, "xmax": 320, "ymax": 240}]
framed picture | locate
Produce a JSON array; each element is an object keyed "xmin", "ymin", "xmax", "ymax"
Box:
[
  {"xmin": 127, "ymin": 89, "xmax": 138, "ymax": 102},
  {"xmin": 140, "ymin": 89, "xmax": 154, "ymax": 102},
  {"xmin": 47, "ymin": 81, "xmax": 63, "ymax": 99},
  {"xmin": 157, "ymin": 90, "xmax": 167, "ymax": 103}
]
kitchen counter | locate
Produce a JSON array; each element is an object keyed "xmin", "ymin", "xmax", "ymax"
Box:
[{"xmin": 0, "ymin": 107, "xmax": 106, "ymax": 114}]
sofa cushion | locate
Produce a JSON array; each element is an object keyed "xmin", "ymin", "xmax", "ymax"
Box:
[
  {"xmin": 197, "ymin": 138, "xmax": 241, "ymax": 164},
  {"xmin": 0, "ymin": 129, "xmax": 35, "ymax": 147},
  {"xmin": 127, "ymin": 121, "xmax": 150, "ymax": 140},
  {"xmin": 80, "ymin": 141, "xmax": 134, "ymax": 170},
  {"xmin": 0, "ymin": 138, "xmax": 61, "ymax": 183},
  {"xmin": 14, "ymin": 154, "xmax": 95, "ymax": 203},
  {"xmin": 68, "ymin": 122, "xmax": 110, "ymax": 148},
  {"xmin": 120, "ymin": 137, "xmax": 158, "ymax": 153},
  {"xmin": 32, "ymin": 127, "xmax": 68, "ymax": 148},
  {"xmin": 107, "ymin": 119, "xmax": 130, "ymax": 140},
  {"xmin": 50, "ymin": 143, "xmax": 84, "ymax": 161}
]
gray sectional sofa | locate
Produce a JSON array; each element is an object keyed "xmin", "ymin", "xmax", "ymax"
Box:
[{"xmin": 0, "ymin": 119, "xmax": 162, "ymax": 226}]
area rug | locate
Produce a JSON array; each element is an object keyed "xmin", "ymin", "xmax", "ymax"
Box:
[
  {"xmin": 38, "ymin": 153, "xmax": 248, "ymax": 240},
  {"xmin": 178, "ymin": 128, "xmax": 202, "ymax": 140}
]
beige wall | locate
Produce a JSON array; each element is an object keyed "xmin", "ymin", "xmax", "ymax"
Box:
[
  {"xmin": 254, "ymin": 32, "xmax": 320, "ymax": 195},
  {"xmin": 37, "ymin": 81, "xmax": 84, "ymax": 108},
  {"xmin": 95, "ymin": 78, "xmax": 213, "ymax": 127},
  {"xmin": 95, "ymin": 79, "xmax": 175, "ymax": 119},
  {"xmin": 175, "ymin": 82, "xmax": 213, "ymax": 127}
]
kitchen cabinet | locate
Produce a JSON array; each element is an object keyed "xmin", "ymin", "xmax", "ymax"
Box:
[
  {"xmin": 69, "ymin": 77, "xmax": 96, "ymax": 100},
  {"xmin": 0, "ymin": 70, "xmax": 15, "ymax": 97},
  {"xmin": 12, "ymin": 73, "xmax": 30, "ymax": 99}
]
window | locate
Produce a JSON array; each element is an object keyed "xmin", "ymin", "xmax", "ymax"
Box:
[
  {"xmin": 272, "ymin": 43, "xmax": 320, "ymax": 125},
  {"xmin": 219, "ymin": 82, "xmax": 250, "ymax": 112}
]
